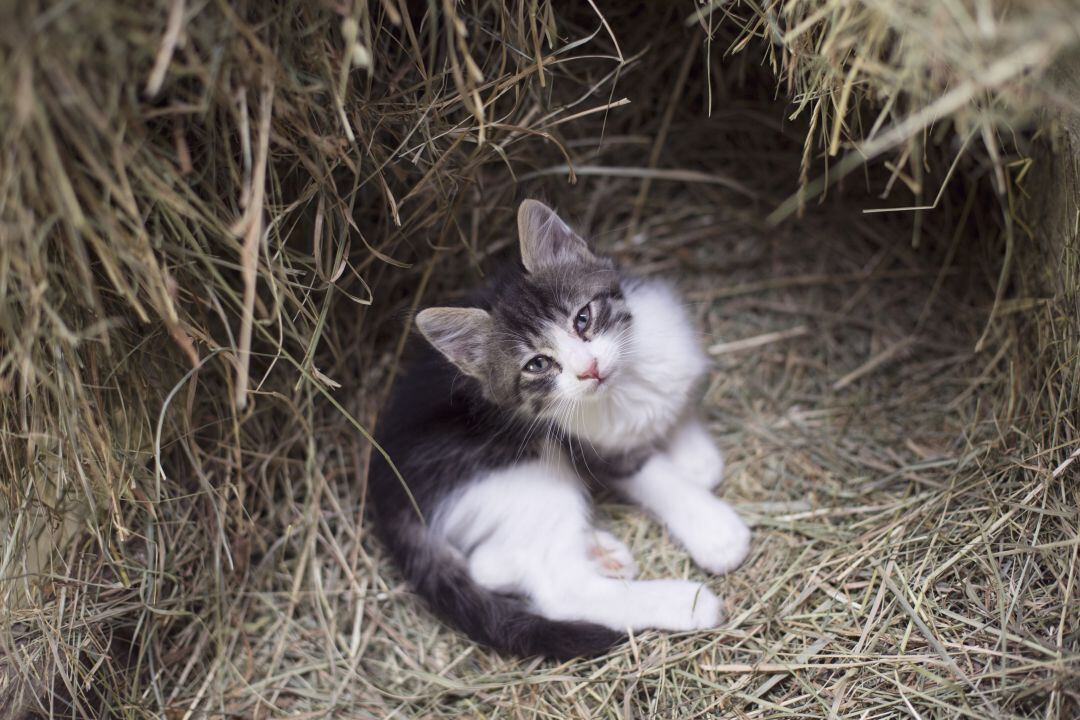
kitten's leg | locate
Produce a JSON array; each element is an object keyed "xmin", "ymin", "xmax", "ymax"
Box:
[
  {"xmin": 470, "ymin": 530, "xmax": 720, "ymax": 632},
  {"xmin": 619, "ymin": 453, "xmax": 750, "ymax": 575},
  {"xmin": 467, "ymin": 526, "xmax": 636, "ymax": 590},
  {"xmin": 586, "ymin": 529, "xmax": 637, "ymax": 580},
  {"xmin": 440, "ymin": 461, "xmax": 720, "ymax": 632},
  {"xmin": 531, "ymin": 569, "xmax": 723, "ymax": 633},
  {"xmin": 667, "ymin": 417, "xmax": 725, "ymax": 490}
]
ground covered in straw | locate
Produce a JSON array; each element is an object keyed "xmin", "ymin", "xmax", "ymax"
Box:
[
  {"xmin": 3, "ymin": 0, "xmax": 1078, "ymax": 717},
  {"xmin": 260, "ymin": 190, "xmax": 1078, "ymax": 719}
]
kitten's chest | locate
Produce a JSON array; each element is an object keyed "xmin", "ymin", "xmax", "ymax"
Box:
[{"xmin": 567, "ymin": 384, "xmax": 678, "ymax": 450}]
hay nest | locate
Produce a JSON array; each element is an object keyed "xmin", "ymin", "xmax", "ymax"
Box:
[{"xmin": 1, "ymin": 1, "xmax": 1078, "ymax": 717}]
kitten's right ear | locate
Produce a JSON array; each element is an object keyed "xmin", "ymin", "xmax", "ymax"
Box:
[{"xmin": 416, "ymin": 307, "xmax": 492, "ymax": 378}]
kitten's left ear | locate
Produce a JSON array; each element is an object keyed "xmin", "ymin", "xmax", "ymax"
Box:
[{"xmin": 517, "ymin": 199, "xmax": 594, "ymax": 273}]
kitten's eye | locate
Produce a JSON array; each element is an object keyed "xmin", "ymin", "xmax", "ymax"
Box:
[
  {"xmin": 574, "ymin": 304, "xmax": 592, "ymax": 335},
  {"xmin": 524, "ymin": 355, "xmax": 552, "ymax": 373}
]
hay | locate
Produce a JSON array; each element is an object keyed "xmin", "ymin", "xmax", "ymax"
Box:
[
  {"xmin": 719, "ymin": 0, "xmax": 1080, "ymax": 218},
  {"xmin": 1, "ymin": 0, "xmax": 1078, "ymax": 717}
]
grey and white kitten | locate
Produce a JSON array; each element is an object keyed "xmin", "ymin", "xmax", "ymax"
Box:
[{"xmin": 369, "ymin": 200, "xmax": 750, "ymax": 659}]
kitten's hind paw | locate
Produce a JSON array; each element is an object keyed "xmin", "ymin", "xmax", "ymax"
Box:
[
  {"xmin": 586, "ymin": 530, "xmax": 638, "ymax": 580},
  {"xmin": 687, "ymin": 584, "xmax": 725, "ymax": 630},
  {"xmin": 655, "ymin": 580, "xmax": 724, "ymax": 631}
]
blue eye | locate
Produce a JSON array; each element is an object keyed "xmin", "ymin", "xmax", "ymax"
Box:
[
  {"xmin": 574, "ymin": 304, "xmax": 591, "ymax": 335},
  {"xmin": 524, "ymin": 355, "xmax": 552, "ymax": 373}
]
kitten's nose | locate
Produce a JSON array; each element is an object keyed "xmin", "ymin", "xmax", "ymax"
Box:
[{"xmin": 577, "ymin": 359, "xmax": 601, "ymax": 382}]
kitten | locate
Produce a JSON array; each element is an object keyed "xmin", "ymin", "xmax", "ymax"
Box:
[{"xmin": 369, "ymin": 200, "xmax": 750, "ymax": 659}]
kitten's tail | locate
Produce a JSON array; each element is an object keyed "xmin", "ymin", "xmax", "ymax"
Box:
[{"xmin": 384, "ymin": 520, "xmax": 623, "ymax": 660}]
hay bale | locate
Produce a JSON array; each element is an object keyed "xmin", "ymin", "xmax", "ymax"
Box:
[
  {"xmin": 718, "ymin": 1, "xmax": 1080, "ymax": 451},
  {"xmin": 1017, "ymin": 49, "xmax": 1080, "ymax": 448},
  {"xmin": 1, "ymin": 0, "xmax": 1077, "ymax": 717},
  {"xmin": 721, "ymin": 0, "xmax": 1080, "ymax": 211},
  {"xmin": 1, "ymin": 0, "xmax": 585, "ymax": 711}
]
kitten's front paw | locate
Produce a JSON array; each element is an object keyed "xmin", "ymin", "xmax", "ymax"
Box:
[{"xmin": 672, "ymin": 499, "xmax": 751, "ymax": 575}]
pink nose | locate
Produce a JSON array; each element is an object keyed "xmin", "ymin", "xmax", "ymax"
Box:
[{"xmin": 577, "ymin": 359, "xmax": 601, "ymax": 382}]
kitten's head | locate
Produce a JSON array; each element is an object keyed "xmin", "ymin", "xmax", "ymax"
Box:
[{"xmin": 416, "ymin": 200, "xmax": 633, "ymax": 419}]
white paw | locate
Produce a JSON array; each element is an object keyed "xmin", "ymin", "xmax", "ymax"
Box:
[
  {"xmin": 661, "ymin": 580, "xmax": 724, "ymax": 631},
  {"xmin": 670, "ymin": 498, "xmax": 751, "ymax": 575},
  {"xmin": 586, "ymin": 530, "xmax": 638, "ymax": 580}
]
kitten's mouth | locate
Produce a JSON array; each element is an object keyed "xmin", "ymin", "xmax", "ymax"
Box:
[{"xmin": 583, "ymin": 371, "xmax": 613, "ymax": 394}]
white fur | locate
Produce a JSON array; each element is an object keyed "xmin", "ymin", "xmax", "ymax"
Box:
[
  {"xmin": 549, "ymin": 325, "xmax": 621, "ymax": 402},
  {"xmin": 434, "ymin": 458, "xmax": 722, "ymax": 632},
  {"xmin": 667, "ymin": 414, "xmax": 726, "ymax": 490},
  {"xmin": 557, "ymin": 280, "xmax": 708, "ymax": 449},
  {"xmin": 619, "ymin": 447, "xmax": 750, "ymax": 575},
  {"xmin": 435, "ymin": 277, "xmax": 748, "ymax": 634},
  {"xmin": 586, "ymin": 529, "xmax": 638, "ymax": 579}
]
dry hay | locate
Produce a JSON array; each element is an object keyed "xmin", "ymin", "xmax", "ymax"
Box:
[{"xmin": 1, "ymin": 1, "xmax": 1078, "ymax": 718}]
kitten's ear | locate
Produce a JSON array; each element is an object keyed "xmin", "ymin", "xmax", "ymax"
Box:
[
  {"xmin": 517, "ymin": 199, "xmax": 594, "ymax": 273},
  {"xmin": 416, "ymin": 307, "xmax": 492, "ymax": 378}
]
